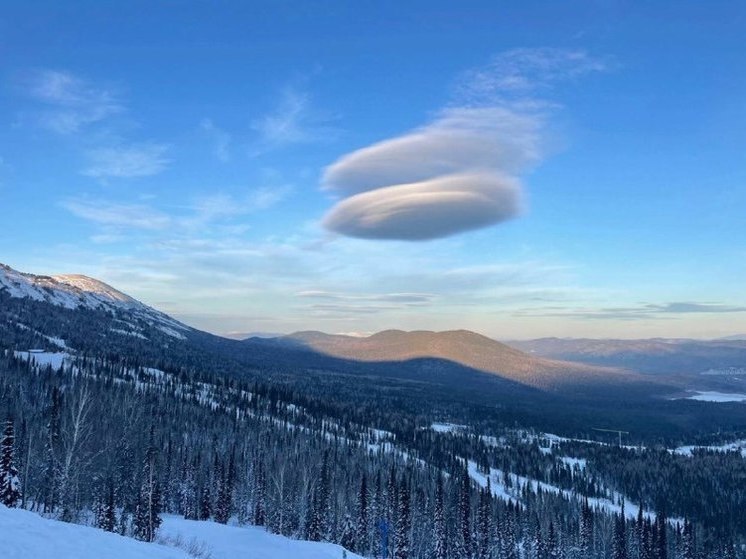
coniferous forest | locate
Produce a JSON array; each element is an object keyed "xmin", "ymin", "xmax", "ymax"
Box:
[{"xmin": 1, "ymin": 319, "xmax": 745, "ymax": 559}]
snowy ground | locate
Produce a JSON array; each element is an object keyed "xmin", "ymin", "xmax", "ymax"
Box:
[
  {"xmin": 13, "ymin": 350, "xmax": 70, "ymax": 370},
  {"xmin": 684, "ymin": 391, "xmax": 746, "ymax": 402},
  {"xmin": 2, "ymin": 505, "xmax": 361, "ymax": 559},
  {"xmin": 3, "ymin": 505, "xmax": 188, "ymax": 559},
  {"xmin": 673, "ymin": 439, "xmax": 746, "ymax": 457},
  {"xmin": 160, "ymin": 515, "xmax": 363, "ymax": 559}
]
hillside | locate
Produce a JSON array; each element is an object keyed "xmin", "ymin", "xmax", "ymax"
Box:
[
  {"xmin": 278, "ymin": 329, "xmax": 636, "ymax": 390},
  {"xmin": 1, "ymin": 505, "xmax": 361, "ymax": 559}
]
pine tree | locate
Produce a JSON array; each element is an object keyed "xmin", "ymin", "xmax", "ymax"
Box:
[
  {"xmin": 656, "ymin": 511, "xmax": 667, "ymax": 559},
  {"xmin": 133, "ymin": 429, "xmax": 161, "ymax": 542},
  {"xmin": 96, "ymin": 480, "xmax": 117, "ymax": 532},
  {"xmin": 0, "ymin": 417, "xmax": 22, "ymax": 508},
  {"xmin": 613, "ymin": 509, "xmax": 627, "ymax": 559},
  {"xmin": 477, "ymin": 483, "xmax": 492, "ymax": 559},
  {"xmin": 180, "ymin": 458, "xmax": 198, "ymax": 520},
  {"xmin": 547, "ymin": 520, "xmax": 560, "ymax": 559},
  {"xmin": 580, "ymin": 497, "xmax": 593, "ymax": 559},
  {"xmin": 253, "ymin": 459, "xmax": 266, "ymax": 527},
  {"xmin": 215, "ymin": 461, "xmax": 232, "ymax": 524},
  {"xmin": 199, "ymin": 483, "xmax": 212, "ymax": 520},
  {"xmin": 682, "ymin": 518, "xmax": 695, "ymax": 559},
  {"xmin": 394, "ymin": 480, "xmax": 411, "ymax": 559},
  {"xmin": 356, "ymin": 473, "xmax": 369, "ymax": 555},
  {"xmin": 433, "ymin": 475, "xmax": 447, "ymax": 559},
  {"xmin": 42, "ymin": 388, "xmax": 61, "ymax": 513},
  {"xmin": 457, "ymin": 466, "xmax": 472, "ymax": 559},
  {"xmin": 532, "ymin": 516, "xmax": 544, "ymax": 559},
  {"xmin": 340, "ymin": 511, "xmax": 356, "ymax": 552}
]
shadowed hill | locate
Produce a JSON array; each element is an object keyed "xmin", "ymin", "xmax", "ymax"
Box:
[{"xmin": 272, "ymin": 329, "xmax": 640, "ymax": 391}]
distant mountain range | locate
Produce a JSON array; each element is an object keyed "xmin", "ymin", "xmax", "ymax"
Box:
[
  {"xmin": 508, "ymin": 337, "xmax": 746, "ymax": 375},
  {"xmin": 3, "ymin": 261, "xmax": 745, "ymax": 437}
]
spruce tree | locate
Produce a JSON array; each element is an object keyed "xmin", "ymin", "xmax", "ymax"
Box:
[
  {"xmin": 43, "ymin": 388, "xmax": 61, "ymax": 513},
  {"xmin": 580, "ymin": 497, "xmax": 593, "ymax": 559},
  {"xmin": 394, "ymin": 480, "xmax": 411, "ymax": 559},
  {"xmin": 133, "ymin": 429, "xmax": 161, "ymax": 542},
  {"xmin": 433, "ymin": 475, "xmax": 447, "ymax": 559},
  {"xmin": 457, "ymin": 466, "xmax": 472, "ymax": 559},
  {"xmin": 96, "ymin": 480, "xmax": 117, "ymax": 532},
  {"xmin": 613, "ymin": 510, "xmax": 628, "ymax": 559},
  {"xmin": 340, "ymin": 511, "xmax": 356, "ymax": 552},
  {"xmin": 356, "ymin": 473, "xmax": 369, "ymax": 555},
  {"xmin": 477, "ymin": 483, "xmax": 492, "ymax": 559},
  {"xmin": 0, "ymin": 417, "xmax": 22, "ymax": 508}
]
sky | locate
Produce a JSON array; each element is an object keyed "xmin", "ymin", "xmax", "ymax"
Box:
[{"xmin": 1, "ymin": 1, "xmax": 745, "ymax": 339}]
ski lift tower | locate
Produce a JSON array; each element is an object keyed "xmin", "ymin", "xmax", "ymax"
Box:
[{"xmin": 592, "ymin": 427, "xmax": 629, "ymax": 447}]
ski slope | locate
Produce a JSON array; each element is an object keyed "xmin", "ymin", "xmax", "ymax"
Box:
[{"xmin": 2, "ymin": 506, "xmax": 361, "ymax": 559}]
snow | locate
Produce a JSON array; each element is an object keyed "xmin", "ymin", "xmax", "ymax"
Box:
[
  {"xmin": 0, "ymin": 263, "xmax": 191, "ymax": 339},
  {"xmin": 14, "ymin": 350, "xmax": 70, "ymax": 370},
  {"xmin": 111, "ymin": 328, "xmax": 149, "ymax": 340},
  {"xmin": 463, "ymin": 458, "xmax": 668, "ymax": 524},
  {"xmin": 684, "ymin": 391, "xmax": 746, "ymax": 402},
  {"xmin": 160, "ymin": 515, "xmax": 363, "ymax": 559},
  {"xmin": 431, "ymin": 422, "xmax": 466, "ymax": 433},
  {"xmin": 560, "ymin": 456, "xmax": 587, "ymax": 470},
  {"xmin": 673, "ymin": 439, "xmax": 746, "ymax": 457},
  {"xmin": 2, "ymin": 505, "xmax": 189, "ymax": 559},
  {"xmin": 1, "ymin": 506, "xmax": 362, "ymax": 559}
]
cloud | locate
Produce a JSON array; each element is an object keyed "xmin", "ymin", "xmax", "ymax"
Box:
[
  {"xmin": 456, "ymin": 47, "xmax": 606, "ymax": 102},
  {"xmin": 251, "ymin": 87, "xmax": 338, "ymax": 152},
  {"xmin": 62, "ymin": 199, "xmax": 172, "ymax": 230},
  {"xmin": 200, "ymin": 118, "xmax": 231, "ymax": 162},
  {"xmin": 83, "ymin": 143, "xmax": 170, "ymax": 178},
  {"xmin": 652, "ymin": 302, "xmax": 746, "ymax": 314},
  {"xmin": 322, "ymin": 107, "xmax": 541, "ymax": 195},
  {"xmin": 321, "ymin": 48, "xmax": 602, "ymax": 241},
  {"xmin": 27, "ymin": 70, "xmax": 123, "ymax": 134},
  {"xmin": 296, "ymin": 290, "xmax": 434, "ymax": 304},
  {"xmin": 188, "ymin": 186, "xmax": 293, "ymax": 223},
  {"xmin": 323, "ymin": 172, "xmax": 522, "ymax": 240},
  {"xmin": 517, "ymin": 301, "xmax": 746, "ymax": 320}
]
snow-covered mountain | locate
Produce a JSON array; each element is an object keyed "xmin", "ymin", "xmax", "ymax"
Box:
[{"xmin": 0, "ymin": 263, "xmax": 190, "ymax": 339}]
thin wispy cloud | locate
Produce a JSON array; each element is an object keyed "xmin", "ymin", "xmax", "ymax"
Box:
[
  {"xmin": 200, "ymin": 118, "xmax": 232, "ymax": 162},
  {"xmin": 321, "ymin": 48, "xmax": 604, "ymax": 241},
  {"xmin": 82, "ymin": 143, "xmax": 171, "ymax": 179},
  {"xmin": 64, "ymin": 184, "xmax": 292, "ymax": 239},
  {"xmin": 251, "ymin": 87, "xmax": 338, "ymax": 152},
  {"xmin": 26, "ymin": 69, "xmax": 123, "ymax": 134},
  {"xmin": 517, "ymin": 301, "xmax": 746, "ymax": 320},
  {"xmin": 455, "ymin": 47, "xmax": 607, "ymax": 101},
  {"xmin": 62, "ymin": 199, "xmax": 172, "ymax": 231}
]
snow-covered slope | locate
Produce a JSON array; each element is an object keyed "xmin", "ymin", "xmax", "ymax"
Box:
[
  {"xmin": 1, "ymin": 506, "xmax": 362, "ymax": 559},
  {"xmin": 160, "ymin": 515, "xmax": 363, "ymax": 559},
  {"xmin": 0, "ymin": 263, "xmax": 189, "ymax": 338},
  {"xmin": 2, "ymin": 505, "xmax": 189, "ymax": 559}
]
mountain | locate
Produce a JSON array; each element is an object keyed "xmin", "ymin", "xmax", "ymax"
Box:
[
  {"xmin": 0, "ymin": 261, "xmax": 707, "ymax": 434},
  {"xmin": 508, "ymin": 337, "xmax": 746, "ymax": 375},
  {"xmin": 0, "ymin": 263, "xmax": 190, "ymax": 340},
  {"xmin": 264, "ymin": 328, "xmax": 638, "ymax": 391},
  {"xmin": 718, "ymin": 334, "xmax": 746, "ymax": 341}
]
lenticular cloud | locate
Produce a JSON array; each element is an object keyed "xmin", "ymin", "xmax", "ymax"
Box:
[{"xmin": 321, "ymin": 106, "xmax": 541, "ymax": 241}]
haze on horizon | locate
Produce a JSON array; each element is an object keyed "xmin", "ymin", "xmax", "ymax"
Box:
[{"xmin": 1, "ymin": 2, "xmax": 745, "ymax": 340}]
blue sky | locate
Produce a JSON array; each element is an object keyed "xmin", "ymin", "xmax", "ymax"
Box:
[{"xmin": 1, "ymin": 1, "xmax": 745, "ymax": 339}]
